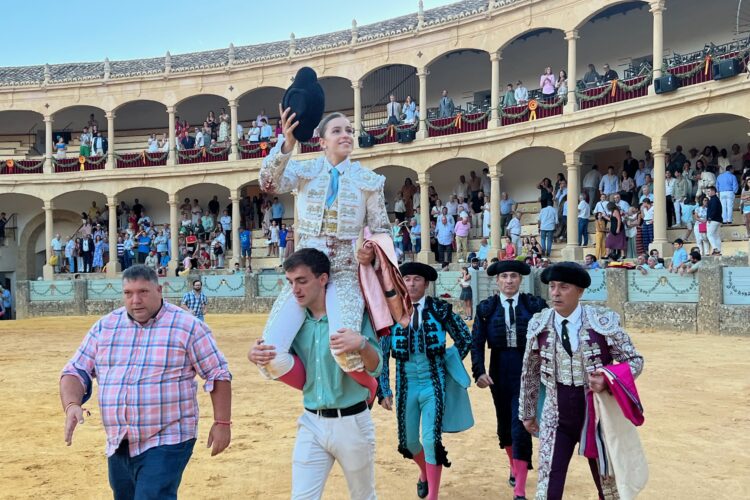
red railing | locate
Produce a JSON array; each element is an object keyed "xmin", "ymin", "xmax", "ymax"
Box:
[
  {"xmin": 427, "ymin": 112, "xmax": 489, "ymax": 138},
  {"xmin": 300, "ymin": 137, "xmax": 321, "ymax": 154},
  {"xmin": 578, "ymin": 75, "xmax": 650, "ymax": 111},
  {"xmin": 116, "ymin": 152, "xmax": 169, "ymax": 169},
  {"xmin": 668, "ymin": 51, "xmax": 742, "ymax": 88},
  {"xmin": 501, "ymin": 101, "xmax": 563, "ymax": 125},
  {"xmin": 0, "ymin": 159, "xmax": 44, "ymax": 175},
  {"xmin": 363, "ymin": 124, "xmax": 417, "ymax": 145},
  {"xmin": 239, "ymin": 140, "xmax": 275, "ymax": 159},
  {"xmin": 54, "ymin": 156, "xmax": 106, "ymax": 173},
  {"xmin": 177, "ymin": 146, "xmax": 229, "ymax": 165}
]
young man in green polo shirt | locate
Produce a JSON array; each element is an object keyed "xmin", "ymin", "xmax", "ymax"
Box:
[{"xmin": 249, "ymin": 248, "xmax": 382, "ymax": 500}]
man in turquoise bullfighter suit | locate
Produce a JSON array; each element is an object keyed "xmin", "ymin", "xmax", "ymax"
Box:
[{"xmin": 377, "ymin": 262, "xmax": 473, "ymax": 500}]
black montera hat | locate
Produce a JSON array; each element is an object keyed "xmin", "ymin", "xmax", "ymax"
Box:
[
  {"xmin": 399, "ymin": 262, "xmax": 438, "ymax": 282},
  {"xmin": 282, "ymin": 67, "xmax": 325, "ymax": 142},
  {"xmin": 540, "ymin": 261, "xmax": 591, "ymax": 289},
  {"xmin": 487, "ymin": 260, "xmax": 531, "ymax": 277}
]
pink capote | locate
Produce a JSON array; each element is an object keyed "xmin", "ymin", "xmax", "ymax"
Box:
[
  {"xmin": 600, "ymin": 363, "xmax": 644, "ymax": 426},
  {"xmin": 358, "ymin": 231, "xmax": 412, "ymax": 337}
]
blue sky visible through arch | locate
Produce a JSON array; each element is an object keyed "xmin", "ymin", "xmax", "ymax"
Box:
[{"xmin": 5, "ymin": 0, "xmax": 453, "ymax": 67}]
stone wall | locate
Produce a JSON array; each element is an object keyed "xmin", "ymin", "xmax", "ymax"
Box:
[{"xmin": 623, "ymin": 302, "xmax": 699, "ymax": 333}]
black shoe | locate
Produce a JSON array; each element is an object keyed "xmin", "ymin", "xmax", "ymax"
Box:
[
  {"xmin": 508, "ymin": 473, "xmax": 516, "ymax": 487},
  {"xmin": 514, "ymin": 496, "xmax": 527, "ymax": 500},
  {"xmin": 417, "ymin": 479, "xmax": 429, "ymax": 499}
]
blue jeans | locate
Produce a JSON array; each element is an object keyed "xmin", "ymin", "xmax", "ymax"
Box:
[
  {"xmin": 578, "ymin": 218, "xmax": 589, "ymax": 246},
  {"xmin": 540, "ymin": 230, "xmax": 554, "ymax": 256},
  {"xmin": 108, "ymin": 438, "xmax": 195, "ymax": 500}
]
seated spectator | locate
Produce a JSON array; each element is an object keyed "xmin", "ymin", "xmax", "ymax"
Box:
[
  {"xmin": 582, "ymin": 63, "xmax": 600, "ymax": 86},
  {"xmin": 502, "ymin": 236, "xmax": 516, "ymax": 260},
  {"xmin": 502, "ymin": 83, "xmax": 517, "ymax": 108},
  {"xmin": 669, "ymin": 238, "xmax": 688, "ymax": 273},
  {"xmin": 583, "ymin": 254, "xmax": 601, "ymax": 269},
  {"xmin": 637, "ymin": 255, "xmax": 664, "ymax": 275},
  {"xmin": 680, "ymin": 250, "xmax": 702, "ymax": 275},
  {"xmin": 144, "ymin": 250, "xmax": 158, "ymax": 270},
  {"xmin": 514, "ymin": 80, "xmax": 528, "ymax": 104},
  {"xmin": 602, "ymin": 63, "xmax": 618, "ymax": 82},
  {"xmin": 476, "ymin": 237, "xmax": 489, "ymax": 264}
]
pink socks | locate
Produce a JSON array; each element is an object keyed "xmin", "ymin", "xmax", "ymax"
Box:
[
  {"xmin": 513, "ymin": 459, "xmax": 529, "ymax": 498},
  {"xmin": 426, "ymin": 463, "xmax": 442, "ymax": 500},
  {"xmin": 505, "ymin": 446, "xmax": 515, "ymax": 475},
  {"xmin": 277, "ymin": 355, "xmax": 306, "ymax": 390},
  {"xmin": 413, "ymin": 451, "xmax": 428, "ymax": 482}
]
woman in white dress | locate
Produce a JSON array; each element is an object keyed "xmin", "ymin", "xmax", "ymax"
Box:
[{"xmin": 482, "ymin": 201, "xmax": 491, "ymax": 239}]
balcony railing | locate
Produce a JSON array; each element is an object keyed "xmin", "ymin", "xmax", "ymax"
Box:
[
  {"xmin": 239, "ymin": 140, "xmax": 275, "ymax": 159},
  {"xmin": 54, "ymin": 156, "xmax": 106, "ymax": 173},
  {"xmin": 578, "ymin": 74, "xmax": 651, "ymax": 110},
  {"xmin": 427, "ymin": 111, "xmax": 489, "ymax": 138},
  {"xmin": 299, "ymin": 137, "xmax": 321, "ymax": 154},
  {"xmin": 1, "ymin": 159, "xmax": 43, "ymax": 175},
  {"xmin": 501, "ymin": 97, "xmax": 564, "ymax": 125},
  {"xmin": 116, "ymin": 151, "xmax": 169, "ymax": 168},
  {"xmin": 363, "ymin": 123, "xmax": 418, "ymax": 145},
  {"xmin": 177, "ymin": 146, "xmax": 229, "ymax": 165}
]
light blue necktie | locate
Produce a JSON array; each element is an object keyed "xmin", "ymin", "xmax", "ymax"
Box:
[{"xmin": 326, "ymin": 167, "xmax": 340, "ymax": 209}]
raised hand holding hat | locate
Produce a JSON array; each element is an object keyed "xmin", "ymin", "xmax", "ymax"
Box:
[{"xmin": 281, "ymin": 67, "xmax": 325, "ymax": 143}]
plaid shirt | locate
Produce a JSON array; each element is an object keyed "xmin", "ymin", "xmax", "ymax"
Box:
[
  {"xmin": 181, "ymin": 291, "xmax": 208, "ymax": 320},
  {"xmin": 61, "ymin": 302, "xmax": 231, "ymax": 457}
]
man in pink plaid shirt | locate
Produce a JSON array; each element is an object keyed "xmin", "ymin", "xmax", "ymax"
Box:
[{"xmin": 59, "ymin": 265, "xmax": 232, "ymax": 499}]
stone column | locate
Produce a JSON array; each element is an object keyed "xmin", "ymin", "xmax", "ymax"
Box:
[
  {"xmin": 418, "ymin": 172, "xmax": 432, "ymax": 263},
  {"xmin": 229, "ymin": 99, "xmax": 239, "ymax": 160},
  {"xmin": 106, "ymin": 111, "xmax": 116, "ymax": 170},
  {"xmin": 489, "ymin": 51, "xmax": 501, "ymax": 127},
  {"xmin": 168, "ymin": 194, "xmax": 179, "ymax": 276},
  {"xmin": 651, "ymin": 136, "xmax": 672, "ymax": 256},
  {"xmin": 107, "ymin": 196, "xmax": 119, "ymax": 277},
  {"xmin": 43, "ymin": 115, "xmax": 53, "ymax": 174},
  {"xmin": 231, "ymin": 190, "xmax": 241, "ymax": 266},
  {"xmin": 564, "ymin": 30, "xmax": 579, "ymax": 113},
  {"xmin": 605, "ymin": 268, "xmax": 628, "ymax": 318},
  {"xmin": 650, "ymin": 0, "xmax": 666, "ymax": 80},
  {"xmin": 167, "ymin": 105, "xmax": 177, "ymax": 166},
  {"xmin": 352, "ymin": 80, "xmax": 362, "ymax": 137},
  {"xmin": 417, "ymin": 67, "xmax": 428, "ymax": 140},
  {"xmin": 562, "ymin": 153, "xmax": 583, "ymax": 261},
  {"xmin": 489, "ymin": 165, "xmax": 502, "ymax": 257},
  {"xmin": 43, "ymin": 201, "xmax": 54, "ymax": 280}
]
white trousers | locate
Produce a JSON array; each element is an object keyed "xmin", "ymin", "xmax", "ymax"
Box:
[
  {"xmin": 693, "ymin": 226, "xmax": 710, "ymax": 255},
  {"xmin": 719, "ymin": 192, "xmax": 734, "ymax": 224},
  {"xmin": 291, "ymin": 409, "xmax": 377, "ymax": 500},
  {"xmin": 707, "ymin": 221, "xmax": 722, "ymax": 252}
]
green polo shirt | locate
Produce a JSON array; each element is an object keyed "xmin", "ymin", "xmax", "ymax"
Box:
[{"xmin": 291, "ymin": 310, "xmax": 383, "ymax": 410}]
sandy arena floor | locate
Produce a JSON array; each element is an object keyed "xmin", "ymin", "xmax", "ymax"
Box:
[{"xmin": 0, "ymin": 314, "xmax": 748, "ymax": 500}]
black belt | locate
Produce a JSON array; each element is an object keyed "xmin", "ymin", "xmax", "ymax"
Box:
[{"xmin": 306, "ymin": 401, "xmax": 367, "ymax": 418}]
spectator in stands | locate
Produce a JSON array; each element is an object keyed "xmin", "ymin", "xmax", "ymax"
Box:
[
  {"xmin": 122, "ymin": 233, "xmax": 134, "ymax": 270},
  {"xmin": 92, "ymin": 132, "xmax": 104, "ymax": 156},
  {"xmin": 87, "ymin": 113, "xmax": 98, "ymax": 130},
  {"xmin": 218, "ymin": 109, "xmax": 230, "ymax": 143},
  {"xmin": 476, "ymin": 237, "xmax": 489, "ymax": 265},
  {"xmin": 624, "ymin": 206, "xmax": 640, "ymax": 258},
  {"xmin": 457, "ymin": 197, "xmax": 471, "ymax": 217},
  {"xmin": 507, "ymin": 211, "xmax": 522, "ymax": 252},
  {"xmin": 599, "ymin": 165, "xmax": 619, "ymax": 201},
  {"xmin": 219, "ymin": 210, "xmax": 231, "ymax": 250},
  {"xmin": 400, "ymin": 95, "xmax": 416, "ymax": 124},
  {"xmin": 582, "ymin": 64, "xmax": 600, "ymax": 86},
  {"xmin": 538, "ymin": 199, "xmax": 557, "ymax": 257},
  {"xmin": 206, "ymin": 110, "xmax": 218, "ymax": 140},
  {"xmin": 274, "ymin": 119, "xmax": 283, "ymax": 139},
  {"xmin": 502, "ymin": 235, "xmax": 516, "ymax": 260},
  {"xmin": 514, "ymin": 80, "xmax": 528, "ymax": 104},
  {"xmin": 672, "ymin": 169, "xmax": 691, "ymax": 227},
  {"xmin": 256, "ymin": 108, "xmax": 269, "ymax": 126},
  {"xmin": 239, "ymin": 226, "xmax": 251, "ymax": 270},
  {"xmin": 279, "ymin": 223, "xmax": 289, "ymax": 266},
  {"xmin": 248, "ymin": 121, "xmax": 260, "ymax": 142},
  {"xmin": 618, "ymin": 169, "xmax": 636, "ymax": 206},
  {"xmin": 540, "ymin": 67, "xmax": 557, "ymax": 100},
  {"xmin": 386, "ymin": 94, "xmax": 402, "ymax": 125},
  {"xmin": 693, "ymin": 196, "xmax": 710, "ymax": 255},
  {"xmin": 576, "ymin": 193, "xmax": 591, "ymax": 247},
  {"xmin": 717, "ymin": 148, "xmax": 731, "ymax": 171},
  {"xmin": 236, "ymin": 121, "xmax": 244, "ymax": 142},
  {"xmin": 271, "ymin": 196, "xmax": 284, "ymax": 227},
  {"xmin": 435, "ymin": 215, "xmax": 454, "ymax": 263},
  {"xmin": 438, "ymin": 90, "xmax": 455, "ymax": 118},
  {"xmin": 454, "ymin": 175, "xmax": 470, "ymax": 202},
  {"xmin": 160, "ymin": 134, "xmax": 169, "ymax": 152},
  {"xmin": 259, "ymin": 119, "xmax": 273, "ymax": 142},
  {"xmin": 502, "ymin": 83, "xmax": 517, "ymax": 107},
  {"xmin": 581, "ymin": 164, "xmax": 601, "ymax": 204},
  {"xmin": 637, "ymin": 255, "xmax": 664, "ymax": 275},
  {"xmin": 634, "ymin": 160, "xmax": 650, "ymax": 190},
  {"xmin": 0, "ymin": 285, "xmax": 11, "ymax": 320},
  {"xmin": 154, "ymin": 230, "xmax": 168, "ymax": 260},
  {"xmin": 499, "ymin": 192, "xmax": 516, "ymax": 236},
  {"xmin": 136, "ymin": 230, "xmax": 151, "ymax": 265},
  {"xmin": 668, "ymin": 239, "xmax": 688, "ymax": 273},
  {"xmin": 200, "ymin": 212, "xmax": 214, "ymax": 242},
  {"xmin": 190, "ymin": 199, "xmax": 202, "ymax": 225},
  {"xmin": 469, "ymin": 171, "xmax": 482, "ymax": 210},
  {"xmin": 554, "ymin": 179, "xmax": 568, "ymax": 241},
  {"xmin": 55, "ymin": 136, "xmax": 67, "ymax": 159},
  {"xmin": 481, "ymin": 200, "xmax": 491, "ymax": 239},
  {"xmin": 147, "ymin": 134, "xmax": 159, "ymax": 153},
  {"xmin": 212, "ymin": 229, "xmax": 226, "ymax": 268},
  {"xmin": 51, "ymin": 233, "xmax": 63, "ymax": 273},
  {"xmin": 393, "ymin": 193, "xmax": 406, "ymax": 223},
  {"xmin": 400, "ymin": 177, "xmax": 418, "ymax": 217},
  {"xmin": 729, "ymin": 143, "xmax": 743, "ymax": 169},
  {"xmin": 63, "ymin": 236, "xmax": 75, "ymax": 273},
  {"xmin": 664, "ymin": 170, "xmax": 677, "ymax": 228},
  {"xmin": 639, "ymin": 185, "xmax": 654, "ymax": 204},
  {"xmin": 267, "ymin": 219, "xmax": 279, "ymax": 258},
  {"xmin": 706, "ymin": 186, "xmax": 723, "ymax": 255},
  {"xmin": 640, "ymin": 198, "xmax": 654, "ymax": 250},
  {"xmin": 716, "ymin": 165, "xmax": 738, "ymax": 224},
  {"xmin": 556, "ymin": 70, "xmax": 568, "ymax": 100},
  {"xmin": 741, "ymin": 177, "xmax": 750, "ymax": 237},
  {"xmin": 537, "ymin": 177, "xmax": 554, "ymax": 209},
  {"xmin": 207, "ymin": 195, "xmax": 220, "ymax": 220},
  {"xmin": 81, "ymin": 234, "xmax": 94, "ymax": 272},
  {"xmin": 142, "ymin": 248, "xmax": 157, "ymax": 271},
  {"xmin": 622, "ymin": 150, "xmax": 639, "ymax": 179},
  {"xmin": 79, "ymin": 127, "xmax": 92, "ymax": 157},
  {"xmin": 680, "ymin": 250, "xmax": 703, "ymax": 275},
  {"xmin": 605, "ymin": 204, "xmax": 626, "ymax": 261},
  {"xmin": 601, "ymin": 63, "xmax": 618, "ymax": 82},
  {"xmin": 454, "ymin": 214, "xmax": 471, "ymax": 262},
  {"xmin": 181, "ymin": 130, "xmax": 195, "ymax": 150},
  {"xmin": 195, "ymin": 127, "xmax": 205, "ymax": 148},
  {"xmin": 611, "ymin": 193, "xmax": 630, "ymax": 215}
]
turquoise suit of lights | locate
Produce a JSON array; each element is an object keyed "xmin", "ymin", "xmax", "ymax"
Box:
[{"xmin": 378, "ymin": 296, "xmax": 473, "ymax": 467}]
